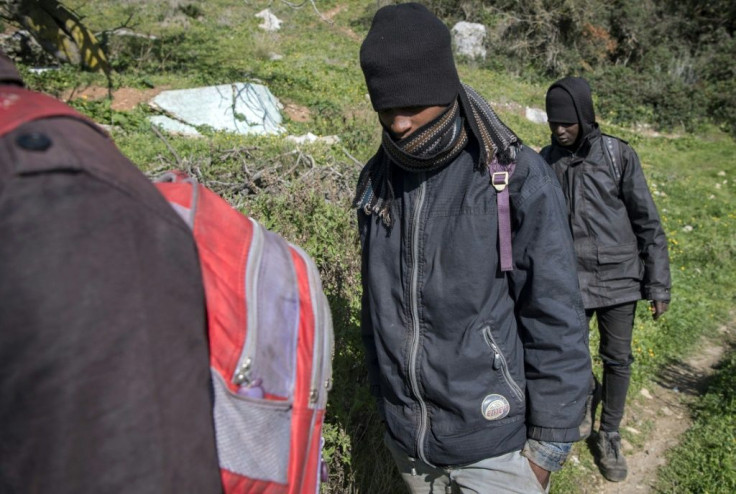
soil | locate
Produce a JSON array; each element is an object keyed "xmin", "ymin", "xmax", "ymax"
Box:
[
  {"xmin": 283, "ymin": 102, "xmax": 311, "ymax": 123},
  {"xmin": 61, "ymin": 85, "xmax": 168, "ymax": 111},
  {"xmin": 576, "ymin": 322, "xmax": 733, "ymax": 493}
]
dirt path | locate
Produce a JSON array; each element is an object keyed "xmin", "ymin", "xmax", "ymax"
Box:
[{"xmin": 579, "ymin": 323, "xmax": 732, "ymax": 493}]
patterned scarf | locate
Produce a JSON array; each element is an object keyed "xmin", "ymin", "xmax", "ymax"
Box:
[{"xmin": 354, "ymin": 83, "xmax": 521, "ymax": 227}]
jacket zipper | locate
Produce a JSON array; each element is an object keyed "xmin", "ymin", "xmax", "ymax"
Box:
[
  {"xmin": 291, "ymin": 244, "xmax": 334, "ymax": 409},
  {"xmin": 233, "ymin": 218, "xmax": 265, "ymax": 386},
  {"xmin": 409, "ymin": 176, "xmax": 430, "ymax": 465},
  {"xmin": 482, "ymin": 326, "xmax": 524, "ymax": 402}
]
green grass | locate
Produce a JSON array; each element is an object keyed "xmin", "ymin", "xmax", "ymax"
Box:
[
  {"xmin": 655, "ymin": 345, "xmax": 736, "ymax": 493},
  {"xmin": 6, "ymin": 1, "xmax": 736, "ymax": 492}
]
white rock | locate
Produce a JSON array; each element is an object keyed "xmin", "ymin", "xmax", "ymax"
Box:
[
  {"xmin": 640, "ymin": 388, "xmax": 653, "ymax": 399},
  {"xmin": 150, "ymin": 83, "xmax": 284, "ymax": 136},
  {"xmin": 256, "ymin": 9, "xmax": 283, "ymax": 32},
  {"xmin": 110, "ymin": 28, "xmax": 158, "ymax": 40},
  {"xmin": 451, "ymin": 22, "xmax": 487, "ymax": 60},
  {"xmin": 286, "ymin": 133, "xmax": 340, "ymax": 145},
  {"xmin": 525, "ymin": 107, "xmax": 548, "ymax": 124},
  {"xmin": 149, "ymin": 115, "xmax": 201, "ymax": 136}
]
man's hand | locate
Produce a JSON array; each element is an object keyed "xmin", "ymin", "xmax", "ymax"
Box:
[
  {"xmin": 650, "ymin": 300, "xmax": 669, "ymax": 320},
  {"xmin": 527, "ymin": 459, "xmax": 551, "ymax": 489}
]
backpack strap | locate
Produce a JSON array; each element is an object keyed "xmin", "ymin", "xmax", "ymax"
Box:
[
  {"xmin": 153, "ymin": 171, "xmax": 200, "ymax": 229},
  {"xmin": 0, "ymin": 86, "xmax": 102, "ymax": 137},
  {"xmin": 488, "ymin": 158, "xmax": 516, "ymax": 272},
  {"xmin": 602, "ymin": 135, "xmax": 624, "ymax": 193}
]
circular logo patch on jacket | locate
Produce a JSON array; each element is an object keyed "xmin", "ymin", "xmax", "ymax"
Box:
[{"xmin": 481, "ymin": 394, "xmax": 510, "ymax": 421}]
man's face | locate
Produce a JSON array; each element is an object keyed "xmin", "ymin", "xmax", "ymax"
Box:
[
  {"xmin": 549, "ymin": 122, "xmax": 580, "ymax": 148},
  {"xmin": 378, "ymin": 105, "xmax": 447, "ymax": 141}
]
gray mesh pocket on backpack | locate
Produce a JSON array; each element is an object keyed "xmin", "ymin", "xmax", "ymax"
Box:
[{"xmin": 212, "ymin": 371, "xmax": 292, "ymax": 483}]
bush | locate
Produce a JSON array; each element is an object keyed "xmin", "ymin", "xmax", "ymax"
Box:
[{"xmin": 422, "ymin": 0, "xmax": 736, "ymax": 136}]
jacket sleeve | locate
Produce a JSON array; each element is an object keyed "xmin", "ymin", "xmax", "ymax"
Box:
[
  {"xmin": 0, "ymin": 169, "xmax": 221, "ymax": 492},
  {"xmin": 358, "ymin": 212, "xmax": 385, "ymax": 414},
  {"xmin": 619, "ymin": 144, "xmax": 671, "ymax": 301},
  {"xmin": 508, "ymin": 150, "xmax": 591, "ymax": 443}
]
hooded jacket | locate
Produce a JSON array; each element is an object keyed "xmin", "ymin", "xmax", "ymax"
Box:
[
  {"xmin": 358, "ymin": 135, "xmax": 591, "ymax": 467},
  {"xmin": 541, "ymin": 77, "xmax": 671, "ymax": 308}
]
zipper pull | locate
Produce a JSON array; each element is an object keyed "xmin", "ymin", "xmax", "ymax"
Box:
[
  {"xmin": 489, "ymin": 341, "xmax": 502, "ymax": 370},
  {"xmin": 234, "ymin": 358, "xmax": 252, "ymax": 385},
  {"xmin": 492, "ymin": 352, "xmax": 501, "ymax": 370}
]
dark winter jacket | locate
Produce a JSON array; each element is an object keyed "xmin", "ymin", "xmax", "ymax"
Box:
[
  {"xmin": 358, "ymin": 139, "xmax": 591, "ymax": 467},
  {"xmin": 0, "ymin": 56, "xmax": 222, "ymax": 493},
  {"xmin": 541, "ymin": 78, "xmax": 671, "ymax": 309}
]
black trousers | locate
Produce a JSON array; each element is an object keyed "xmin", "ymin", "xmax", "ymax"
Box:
[{"xmin": 586, "ymin": 301, "xmax": 637, "ymax": 432}]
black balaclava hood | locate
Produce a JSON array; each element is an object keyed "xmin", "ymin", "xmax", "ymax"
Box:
[
  {"xmin": 359, "ymin": 2, "xmax": 460, "ymax": 111},
  {"xmin": 0, "ymin": 51, "xmax": 24, "ymax": 86},
  {"xmin": 546, "ymin": 76, "xmax": 596, "ymax": 145}
]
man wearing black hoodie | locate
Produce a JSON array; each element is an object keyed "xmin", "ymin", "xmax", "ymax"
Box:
[{"xmin": 541, "ymin": 77, "xmax": 671, "ymax": 482}]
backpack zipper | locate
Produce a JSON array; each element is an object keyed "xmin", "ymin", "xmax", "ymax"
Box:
[
  {"xmin": 233, "ymin": 218, "xmax": 265, "ymax": 386},
  {"xmin": 291, "ymin": 244, "xmax": 333, "ymax": 409}
]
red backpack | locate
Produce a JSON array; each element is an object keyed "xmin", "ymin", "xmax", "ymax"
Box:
[{"xmin": 155, "ymin": 171, "xmax": 334, "ymax": 494}]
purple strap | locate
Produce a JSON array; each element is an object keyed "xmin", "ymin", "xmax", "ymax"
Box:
[{"xmin": 488, "ymin": 159, "xmax": 516, "ymax": 272}]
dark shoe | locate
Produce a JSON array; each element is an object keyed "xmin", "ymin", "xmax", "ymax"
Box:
[{"xmin": 596, "ymin": 431, "xmax": 628, "ymax": 482}]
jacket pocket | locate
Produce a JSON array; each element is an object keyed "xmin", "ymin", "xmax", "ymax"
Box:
[
  {"xmin": 597, "ymin": 242, "xmax": 643, "ymax": 281},
  {"xmin": 482, "ymin": 326, "xmax": 525, "ymax": 404}
]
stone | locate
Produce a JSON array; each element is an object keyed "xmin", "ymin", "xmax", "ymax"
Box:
[
  {"xmin": 256, "ymin": 9, "xmax": 283, "ymax": 32},
  {"xmin": 525, "ymin": 107, "xmax": 548, "ymax": 124},
  {"xmin": 149, "ymin": 83, "xmax": 284, "ymax": 136},
  {"xmin": 286, "ymin": 133, "xmax": 340, "ymax": 145},
  {"xmin": 451, "ymin": 22, "xmax": 487, "ymax": 60},
  {"xmin": 150, "ymin": 115, "xmax": 201, "ymax": 136}
]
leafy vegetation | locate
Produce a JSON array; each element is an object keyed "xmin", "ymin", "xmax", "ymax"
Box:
[
  {"xmin": 3, "ymin": 1, "xmax": 735, "ymax": 492},
  {"xmin": 427, "ymin": 0, "xmax": 736, "ymax": 136}
]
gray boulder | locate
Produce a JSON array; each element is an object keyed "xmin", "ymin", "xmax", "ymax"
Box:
[
  {"xmin": 149, "ymin": 83, "xmax": 284, "ymax": 136},
  {"xmin": 451, "ymin": 22, "xmax": 487, "ymax": 60}
]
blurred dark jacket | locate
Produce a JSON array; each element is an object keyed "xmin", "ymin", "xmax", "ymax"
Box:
[
  {"xmin": 541, "ymin": 77, "xmax": 671, "ymax": 308},
  {"xmin": 0, "ymin": 52, "xmax": 222, "ymax": 493}
]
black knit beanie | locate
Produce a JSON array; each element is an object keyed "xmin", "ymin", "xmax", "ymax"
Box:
[
  {"xmin": 360, "ymin": 3, "xmax": 460, "ymax": 111},
  {"xmin": 545, "ymin": 86, "xmax": 578, "ymax": 124}
]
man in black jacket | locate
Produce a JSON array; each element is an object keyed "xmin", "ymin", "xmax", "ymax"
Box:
[
  {"xmin": 0, "ymin": 51, "xmax": 222, "ymax": 492},
  {"xmin": 354, "ymin": 4, "xmax": 591, "ymax": 492},
  {"xmin": 542, "ymin": 76, "xmax": 671, "ymax": 482}
]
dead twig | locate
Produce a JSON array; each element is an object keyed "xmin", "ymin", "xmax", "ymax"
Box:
[{"xmin": 150, "ymin": 124, "xmax": 183, "ymax": 168}]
